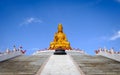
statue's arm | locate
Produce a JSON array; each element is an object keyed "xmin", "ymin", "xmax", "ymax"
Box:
[{"xmin": 64, "ymin": 34, "xmax": 68, "ymax": 41}]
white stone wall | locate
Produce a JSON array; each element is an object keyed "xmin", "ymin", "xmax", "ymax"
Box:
[
  {"xmin": 33, "ymin": 50, "xmax": 86, "ymax": 55},
  {"xmin": 32, "ymin": 50, "xmax": 54, "ymax": 55}
]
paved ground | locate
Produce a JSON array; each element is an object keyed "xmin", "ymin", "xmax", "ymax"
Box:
[
  {"xmin": 0, "ymin": 55, "xmax": 50, "ymax": 75},
  {"xmin": 40, "ymin": 55, "xmax": 81, "ymax": 75}
]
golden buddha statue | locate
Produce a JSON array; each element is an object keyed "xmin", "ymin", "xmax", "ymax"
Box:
[{"xmin": 49, "ymin": 24, "xmax": 72, "ymax": 50}]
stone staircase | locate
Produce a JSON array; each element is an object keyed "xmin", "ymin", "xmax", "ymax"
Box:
[
  {"xmin": 0, "ymin": 55, "xmax": 50, "ymax": 75},
  {"xmin": 0, "ymin": 50, "xmax": 120, "ymax": 75},
  {"xmin": 71, "ymin": 54, "xmax": 120, "ymax": 75}
]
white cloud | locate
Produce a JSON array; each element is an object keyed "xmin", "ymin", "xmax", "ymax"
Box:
[
  {"xmin": 20, "ymin": 17, "xmax": 42, "ymax": 26},
  {"xmin": 110, "ymin": 30, "xmax": 120, "ymax": 41},
  {"xmin": 116, "ymin": 0, "xmax": 120, "ymax": 2}
]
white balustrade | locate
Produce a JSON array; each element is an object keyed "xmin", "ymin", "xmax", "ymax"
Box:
[{"xmin": 95, "ymin": 48, "xmax": 120, "ymax": 62}]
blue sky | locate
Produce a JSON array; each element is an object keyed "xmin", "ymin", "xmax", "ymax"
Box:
[{"xmin": 0, "ymin": 0, "xmax": 120, "ymax": 55}]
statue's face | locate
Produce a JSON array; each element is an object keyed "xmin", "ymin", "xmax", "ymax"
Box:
[{"xmin": 58, "ymin": 24, "xmax": 63, "ymax": 32}]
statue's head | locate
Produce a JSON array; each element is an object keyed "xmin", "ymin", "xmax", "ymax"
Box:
[{"xmin": 58, "ymin": 23, "xmax": 63, "ymax": 32}]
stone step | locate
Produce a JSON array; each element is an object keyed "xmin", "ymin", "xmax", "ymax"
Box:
[
  {"xmin": 0, "ymin": 50, "xmax": 120, "ymax": 75},
  {"xmin": 0, "ymin": 55, "xmax": 50, "ymax": 75},
  {"xmin": 71, "ymin": 55, "xmax": 120, "ymax": 75}
]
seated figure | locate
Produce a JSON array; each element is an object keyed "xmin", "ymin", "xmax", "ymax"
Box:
[{"xmin": 49, "ymin": 24, "xmax": 72, "ymax": 50}]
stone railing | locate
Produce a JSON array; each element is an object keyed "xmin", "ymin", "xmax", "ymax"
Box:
[
  {"xmin": 0, "ymin": 46, "xmax": 26, "ymax": 62},
  {"xmin": 95, "ymin": 48, "xmax": 120, "ymax": 62}
]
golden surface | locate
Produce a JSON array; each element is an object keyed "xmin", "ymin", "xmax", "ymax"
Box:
[{"xmin": 49, "ymin": 24, "xmax": 72, "ymax": 50}]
